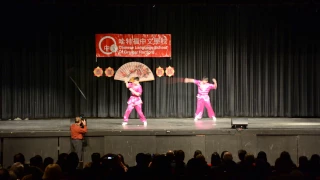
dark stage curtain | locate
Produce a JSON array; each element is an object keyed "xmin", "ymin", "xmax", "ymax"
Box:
[{"xmin": 1, "ymin": 3, "xmax": 319, "ymax": 119}]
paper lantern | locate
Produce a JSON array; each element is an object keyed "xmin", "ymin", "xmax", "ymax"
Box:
[
  {"xmin": 105, "ymin": 67, "xmax": 115, "ymax": 77},
  {"xmin": 156, "ymin": 66, "xmax": 164, "ymax": 77},
  {"xmin": 165, "ymin": 66, "xmax": 175, "ymax": 77},
  {"xmin": 93, "ymin": 66, "xmax": 103, "ymax": 77}
]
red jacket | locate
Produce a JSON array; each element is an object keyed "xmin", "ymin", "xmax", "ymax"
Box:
[{"xmin": 70, "ymin": 124, "xmax": 87, "ymax": 140}]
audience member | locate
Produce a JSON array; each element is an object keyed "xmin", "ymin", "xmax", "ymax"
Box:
[
  {"xmin": 2, "ymin": 150, "xmax": 319, "ymax": 180},
  {"xmin": 43, "ymin": 157, "xmax": 54, "ymax": 170}
]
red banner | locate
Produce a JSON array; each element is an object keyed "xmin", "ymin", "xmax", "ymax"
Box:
[{"xmin": 95, "ymin": 34, "xmax": 171, "ymax": 57}]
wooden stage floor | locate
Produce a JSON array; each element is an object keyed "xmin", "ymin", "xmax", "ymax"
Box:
[{"xmin": 0, "ymin": 117, "xmax": 320, "ymax": 136}]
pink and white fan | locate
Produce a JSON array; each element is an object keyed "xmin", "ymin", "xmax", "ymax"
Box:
[{"xmin": 114, "ymin": 62, "xmax": 155, "ymax": 82}]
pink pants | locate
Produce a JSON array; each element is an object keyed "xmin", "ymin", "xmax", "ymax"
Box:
[
  {"xmin": 123, "ymin": 104, "xmax": 146, "ymax": 122},
  {"xmin": 195, "ymin": 98, "xmax": 215, "ymax": 119}
]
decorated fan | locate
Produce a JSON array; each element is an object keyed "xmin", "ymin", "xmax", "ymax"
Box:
[{"xmin": 114, "ymin": 62, "xmax": 155, "ymax": 82}]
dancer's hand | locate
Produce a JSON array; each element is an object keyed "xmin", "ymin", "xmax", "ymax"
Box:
[
  {"xmin": 124, "ymin": 77, "xmax": 129, "ymax": 83},
  {"xmin": 212, "ymin": 78, "xmax": 217, "ymax": 88}
]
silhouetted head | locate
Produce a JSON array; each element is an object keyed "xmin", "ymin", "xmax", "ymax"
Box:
[
  {"xmin": 221, "ymin": 151, "xmax": 227, "ymax": 160},
  {"xmin": 257, "ymin": 151, "xmax": 268, "ymax": 162},
  {"xmin": 166, "ymin": 150, "xmax": 175, "ymax": 162},
  {"xmin": 298, "ymin": 156, "xmax": 309, "ymax": 169},
  {"xmin": 91, "ymin": 153, "xmax": 101, "ymax": 164},
  {"xmin": 194, "ymin": 150, "xmax": 202, "ymax": 158},
  {"xmin": 238, "ymin": 149, "xmax": 247, "ymax": 161},
  {"xmin": 13, "ymin": 153, "xmax": 25, "ymax": 164},
  {"xmin": 175, "ymin": 150, "xmax": 185, "ymax": 162},
  {"xmin": 223, "ymin": 152, "xmax": 233, "ymax": 161},
  {"xmin": 211, "ymin": 152, "xmax": 221, "ymax": 166}
]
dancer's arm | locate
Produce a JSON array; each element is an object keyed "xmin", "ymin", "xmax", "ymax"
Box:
[
  {"xmin": 184, "ymin": 78, "xmax": 195, "ymax": 83},
  {"xmin": 129, "ymin": 88, "xmax": 141, "ymax": 96},
  {"xmin": 212, "ymin": 78, "xmax": 217, "ymax": 89}
]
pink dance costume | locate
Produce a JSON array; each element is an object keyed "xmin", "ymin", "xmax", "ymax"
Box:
[
  {"xmin": 123, "ymin": 83, "xmax": 146, "ymax": 122},
  {"xmin": 194, "ymin": 80, "xmax": 217, "ymax": 119}
]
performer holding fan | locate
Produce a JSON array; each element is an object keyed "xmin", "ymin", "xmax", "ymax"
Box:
[
  {"xmin": 114, "ymin": 62, "xmax": 154, "ymax": 126},
  {"xmin": 122, "ymin": 77, "xmax": 147, "ymax": 126},
  {"xmin": 184, "ymin": 77, "xmax": 218, "ymax": 122}
]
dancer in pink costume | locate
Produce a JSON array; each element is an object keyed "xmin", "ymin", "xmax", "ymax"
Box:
[
  {"xmin": 185, "ymin": 77, "xmax": 218, "ymax": 122},
  {"xmin": 122, "ymin": 77, "xmax": 147, "ymax": 126}
]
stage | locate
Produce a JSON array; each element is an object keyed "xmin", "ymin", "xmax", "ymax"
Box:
[
  {"xmin": 1, "ymin": 118, "xmax": 320, "ymax": 136},
  {"xmin": 1, "ymin": 118, "xmax": 320, "ymax": 167}
]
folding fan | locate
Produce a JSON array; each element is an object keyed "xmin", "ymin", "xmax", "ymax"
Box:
[{"xmin": 114, "ymin": 62, "xmax": 155, "ymax": 82}]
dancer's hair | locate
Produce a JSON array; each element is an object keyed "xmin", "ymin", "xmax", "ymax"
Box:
[
  {"xmin": 134, "ymin": 77, "xmax": 139, "ymax": 81},
  {"xmin": 202, "ymin": 76, "xmax": 208, "ymax": 81}
]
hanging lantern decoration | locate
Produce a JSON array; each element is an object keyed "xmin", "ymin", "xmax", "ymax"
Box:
[
  {"xmin": 105, "ymin": 67, "xmax": 115, "ymax": 77},
  {"xmin": 156, "ymin": 66, "xmax": 165, "ymax": 77},
  {"xmin": 165, "ymin": 66, "xmax": 175, "ymax": 77},
  {"xmin": 93, "ymin": 66, "xmax": 103, "ymax": 77}
]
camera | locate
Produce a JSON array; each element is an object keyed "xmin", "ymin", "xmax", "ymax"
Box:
[
  {"xmin": 79, "ymin": 114, "xmax": 85, "ymax": 120},
  {"xmin": 79, "ymin": 114, "xmax": 86, "ymax": 128}
]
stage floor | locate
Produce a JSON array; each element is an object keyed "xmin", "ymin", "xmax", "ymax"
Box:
[{"xmin": 0, "ymin": 118, "xmax": 320, "ymax": 136}]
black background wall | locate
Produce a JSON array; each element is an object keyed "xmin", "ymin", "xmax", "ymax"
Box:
[{"xmin": 1, "ymin": 1, "xmax": 320, "ymax": 119}]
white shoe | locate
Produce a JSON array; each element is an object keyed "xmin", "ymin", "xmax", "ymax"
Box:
[
  {"xmin": 122, "ymin": 122, "xmax": 128, "ymax": 125},
  {"xmin": 194, "ymin": 118, "xmax": 198, "ymax": 121},
  {"xmin": 212, "ymin": 117, "xmax": 217, "ymax": 122},
  {"xmin": 143, "ymin": 121, "xmax": 147, "ymax": 126}
]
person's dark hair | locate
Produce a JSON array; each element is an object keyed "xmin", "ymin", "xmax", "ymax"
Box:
[
  {"xmin": 223, "ymin": 152, "xmax": 233, "ymax": 161},
  {"xmin": 30, "ymin": 155, "xmax": 43, "ymax": 168},
  {"xmin": 244, "ymin": 153, "xmax": 255, "ymax": 164},
  {"xmin": 67, "ymin": 152, "xmax": 79, "ymax": 171},
  {"xmin": 202, "ymin": 76, "xmax": 208, "ymax": 81},
  {"xmin": 134, "ymin": 77, "xmax": 139, "ymax": 81},
  {"xmin": 136, "ymin": 153, "xmax": 146, "ymax": 165},
  {"xmin": 149, "ymin": 154, "xmax": 172, "ymax": 176},
  {"xmin": 221, "ymin": 151, "xmax": 227, "ymax": 160},
  {"xmin": 194, "ymin": 150, "xmax": 202, "ymax": 158},
  {"xmin": 275, "ymin": 151, "xmax": 296, "ymax": 173},
  {"xmin": 91, "ymin": 153, "xmax": 101, "ymax": 163},
  {"xmin": 195, "ymin": 154, "xmax": 206, "ymax": 163},
  {"xmin": 238, "ymin": 149, "xmax": 247, "ymax": 161},
  {"xmin": 298, "ymin": 156, "xmax": 309, "ymax": 170},
  {"xmin": 211, "ymin": 152, "xmax": 221, "ymax": 166},
  {"xmin": 56, "ymin": 153, "xmax": 68, "ymax": 172},
  {"xmin": 175, "ymin": 150, "xmax": 185, "ymax": 162},
  {"xmin": 257, "ymin": 151, "xmax": 268, "ymax": 162},
  {"xmin": 43, "ymin": 157, "xmax": 54, "ymax": 169},
  {"xmin": 166, "ymin": 151, "xmax": 175, "ymax": 162},
  {"xmin": 280, "ymin": 151, "xmax": 294, "ymax": 163},
  {"xmin": 57, "ymin": 153, "xmax": 68, "ymax": 164},
  {"xmin": 310, "ymin": 154, "xmax": 320, "ymax": 166},
  {"xmin": 14, "ymin": 153, "xmax": 25, "ymax": 164}
]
